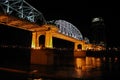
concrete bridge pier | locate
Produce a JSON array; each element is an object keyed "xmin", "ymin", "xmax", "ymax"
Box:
[
  {"xmin": 74, "ymin": 42, "xmax": 86, "ymax": 57},
  {"xmin": 31, "ymin": 30, "xmax": 53, "ymax": 49},
  {"xmin": 30, "ymin": 49, "xmax": 54, "ymax": 65},
  {"xmin": 45, "ymin": 31, "xmax": 53, "ymax": 48},
  {"xmin": 31, "ymin": 31, "xmax": 54, "ymax": 65},
  {"xmin": 74, "ymin": 42, "xmax": 86, "ymax": 51},
  {"xmin": 31, "ymin": 32, "xmax": 39, "ymax": 49}
]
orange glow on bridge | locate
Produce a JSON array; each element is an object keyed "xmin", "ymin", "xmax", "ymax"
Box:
[{"xmin": 0, "ymin": 14, "xmax": 105, "ymax": 51}]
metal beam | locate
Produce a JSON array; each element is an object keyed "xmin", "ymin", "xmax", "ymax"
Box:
[
  {"xmin": 0, "ymin": 14, "xmax": 47, "ymax": 31},
  {"xmin": 0, "ymin": 0, "xmax": 46, "ymax": 24}
]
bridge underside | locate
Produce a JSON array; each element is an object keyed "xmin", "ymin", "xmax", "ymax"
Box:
[
  {"xmin": 38, "ymin": 35, "xmax": 75, "ymax": 50},
  {"xmin": 0, "ymin": 14, "xmax": 48, "ymax": 32},
  {"xmin": 53, "ymin": 37, "xmax": 74, "ymax": 50},
  {"xmin": 0, "ymin": 24, "xmax": 32, "ymax": 47}
]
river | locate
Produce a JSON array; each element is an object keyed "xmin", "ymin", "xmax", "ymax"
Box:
[{"xmin": 0, "ymin": 48, "xmax": 120, "ymax": 80}]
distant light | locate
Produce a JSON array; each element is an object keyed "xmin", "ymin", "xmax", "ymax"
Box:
[
  {"xmin": 92, "ymin": 18, "xmax": 100, "ymax": 22},
  {"xmin": 92, "ymin": 17, "xmax": 103, "ymax": 23}
]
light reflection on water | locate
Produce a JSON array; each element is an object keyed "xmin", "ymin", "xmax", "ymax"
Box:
[
  {"xmin": 75, "ymin": 57, "xmax": 101, "ymax": 71},
  {"xmin": 1, "ymin": 49, "xmax": 120, "ymax": 80},
  {"xmin": 31, "ymin": 53, "xmax": 120, "ymax": 80},
  {"xmin": 74, "ymin": 57, "xmax": 102, "ymax": 79}
]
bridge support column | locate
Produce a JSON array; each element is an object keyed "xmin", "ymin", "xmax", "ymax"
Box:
[
  {"xmin": 74, "ymin": 43, "xmax": 80, "ymax": 51},
  {"xmin": 31, "ymin": 32, "xmax": 39, "ymax": 49},
  {"xmin": 45, "ymin": 31, "xmax": 53, "ymax": 48},
  {"xmin": 82, "ymin": 43, "xmax": 86, "ymax": 50},
  {"xmin": 74, "ymin": 42, "xmax": 86, "ymax": 51},
  {"xmin": 74, "ymin": 42, "xmax": 86, "ymax": 57}
]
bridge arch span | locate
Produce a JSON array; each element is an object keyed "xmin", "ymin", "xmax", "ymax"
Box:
[
  {"xmin": 77, "ymin": 44, "xmax": 82, "ymax": 49},
  {"xmin": 47, "ymin": 20, "xmax": 83, "ymax": 40},
  {"xmin": 39, "ymin": 35, "xmax": 45, "ymax": 48}
]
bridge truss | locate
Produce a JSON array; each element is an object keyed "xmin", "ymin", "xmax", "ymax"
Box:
[
  {"xmin": 0, "ymin": 0, "xmax": 46, "ymax": 25},
  {"xmin": 0, "ymin": 0, "xmax": 84, "ymax": 41},
  {"xmin": 48, "ymin": 20, "xmax": 83, "ymax": 40}
]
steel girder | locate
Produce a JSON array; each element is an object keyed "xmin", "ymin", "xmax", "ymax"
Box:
[
  {"xmin": 48, "ymin": 20, "xmax": 83, "ymax": 40},
  {"xmin": 0, "ymin": 0, "xmax": 46, "ymax": 24}
]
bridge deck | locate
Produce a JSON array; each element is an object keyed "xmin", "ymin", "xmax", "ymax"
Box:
[{"xmin": 0, "ymin": 14, "xmax": 48, "ymax": 32}]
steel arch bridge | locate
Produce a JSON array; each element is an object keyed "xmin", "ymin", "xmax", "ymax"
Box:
[
  {"xmin": 0, "ymin": 0, "xmax": 83, "ymax": 40},
  {"xmin": 0, "ymin": 0, "xmax": 46, "ymax": 25},
  {"xmin": 48, "ymin": 20, "xmax": 83, "ymax": 40}
]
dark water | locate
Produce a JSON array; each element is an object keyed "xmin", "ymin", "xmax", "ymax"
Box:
[{"xmin": 0, "ymin": 48, "xmax": 120, "ymax": 80}]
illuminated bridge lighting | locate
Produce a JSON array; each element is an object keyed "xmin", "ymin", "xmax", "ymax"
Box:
[
  {"xmin": 47, "ymin": 20, "xmax": 83, "ymax": 40},
  {"xmin": 0, "ymin": 0, "xmax": 83, "ymax": 41},
  {"xmin": 0, "ymin": 0, "xmax": 106, "ymax": 51},
  {"xmin": 0, "ymin": 0, "xmax": 46, "ymax": 24}
]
